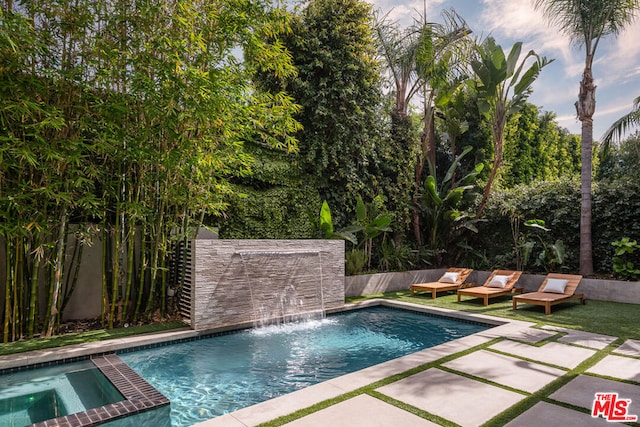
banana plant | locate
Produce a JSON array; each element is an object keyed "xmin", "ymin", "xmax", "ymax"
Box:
[
  {"xmin": 418, "ymin": 146, "xmax": 483, "ymax": 265},
  {"xmin": 469, "ymin": 37, "xmax": 553, "ymax": 218},
  {"xmin": 354, "ymin": 195, "xmax": 392, "ymax": 270},
  {"xmin": 521, "ymin": 219, "xmax": 565, "ymax": 272},
  {"xmin": 319, "ymin": 200, "xmax": 359, "ymax": 245},
  {"xmin": 319, "ymin": 197, "xmax": 392, "ymax": 271}
]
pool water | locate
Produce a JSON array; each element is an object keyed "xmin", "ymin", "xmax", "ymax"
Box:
[
  {"xmin": 119, "ymin": 307, "xmax": 489, "ymax": 426},
  {"xmin": 0, "ymin": 361, "xmax": 124, "ymax": 426}
]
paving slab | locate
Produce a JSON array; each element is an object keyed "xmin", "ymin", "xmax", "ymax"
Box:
[
  {"xmin": 281, "ymin": 394, "xmax": 439, "ymax": 427},
  {"xmin": 193, "ymin": 414, "xmax": 247, "ymax": 427},
  {"xmin": 442, "ymin": 349, "xmax": 565, "ymax": 393},
  {"xmin": 615, "ymin": 339, "xmax": 640, "ymax": 357},
  {"xmin": 587, "ymin": 355, "xmax": 640, "ymax": 382},
  {"xmin": 489, "ymin": 340, "xmax": 596, "ymax": 369},
  {"xmin": 193, "ymin": 381, "xmax": 347, "ymax": 427},
  {"xmin": 376, "ymin": 368, "xmax": 525, "ymax": 427},
  {"xmin": 498, "ymin": 326, "xmax": 558, "ymax": 343},
  {"xmin": 504, "ymin": 401, "xmax": 611, "ymax": 427},
  {"xmin": 540, "ymin": 325, "xmax": 616, "ymax": 349},
  {"xmin": 550, "ymin": 374, "xmax": 640, "ymax": 415},
  {"xmin": 324, "ymin": 329, "xmax": 500, "ymax": 392}
]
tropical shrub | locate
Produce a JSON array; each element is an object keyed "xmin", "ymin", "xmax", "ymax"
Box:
[
  {"xmin": 611, "ymin": 238, "xmax": 640, "ymax": 280},
  {"xmin": 474, "ymin": 179, "xmax": 580, "ymax": 272},
  {"xmin": 416, "ymin": 147, "xmax": 484, "ymax": 266},
  {"xmin": 520, "ymin": 220, "xmax": 566, "ymax": 272}
]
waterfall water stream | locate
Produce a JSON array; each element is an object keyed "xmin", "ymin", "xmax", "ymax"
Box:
[{"xmin": 238, "ymin": 250, "xmax": 325, "ymax": 327}]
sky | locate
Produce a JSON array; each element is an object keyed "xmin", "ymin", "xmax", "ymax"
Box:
[{"xmin": 368, "ymin": 0, "xmax": 640, "ymax": 139}]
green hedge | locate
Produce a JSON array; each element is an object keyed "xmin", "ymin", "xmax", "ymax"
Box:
[
  {"xmin": 472, "ymin": 177, "xmax": 640, "ymax": 274},
  {"xmin": 593, "ymin": 178, "xmax": 640, "ymax": 272}
]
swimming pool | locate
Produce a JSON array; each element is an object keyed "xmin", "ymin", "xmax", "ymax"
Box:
[
  {"xmin": 118, "ymin": 306, "xmax": 490, "ymax": 426},
  {"xmin": 0, "ymin": 361, "xmax": 123, "ymax": 426}
]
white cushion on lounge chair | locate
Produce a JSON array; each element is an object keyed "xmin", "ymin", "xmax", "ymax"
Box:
[
  {"xmin": 543, "ymin": 278, "xmax": 568, "ymax": 294},
  {"xmin": 487, "ymin": 275, "xmax": 511, "ymax": 288},
  {"xmin": 439, "ymin": 272, "xmax": 459, "ymax": 283}
]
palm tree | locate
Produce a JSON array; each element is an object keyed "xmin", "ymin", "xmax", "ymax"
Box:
[
  {"xmin": 534, "ymin": 0, "xmax": 640, "ymax": 275},
  {"xmin": 375, "ymin": 9, "xmax": 472, "ymax": 246},
  {"xmin": 602, "ymin": 95, "xmax": 640, "ymax": 147}
]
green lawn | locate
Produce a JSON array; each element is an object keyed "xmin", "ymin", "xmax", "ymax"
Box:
[
  {"xmin": 347, "ymin": 290, "xmax": 640, "ymax": 340},
  {"xmin": 0, "ymin": 321, "xmax": 188, "ymax": 357}
]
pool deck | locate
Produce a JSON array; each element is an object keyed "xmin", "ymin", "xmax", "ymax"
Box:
[{"xmin": 3, "ymin": 299, "xmax": 640, "ymax": 427}]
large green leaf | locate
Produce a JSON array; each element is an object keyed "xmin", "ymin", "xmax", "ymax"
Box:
[
  {"xmin": 425, "ymin": 175, "xmax": 442, "ymax": 204},
  {"xmin": 331, "ymin": 231, "xmax": 358, "ymax": 245},
  {"xmin": 368, "ymin": 216, "xmax": 392, "ymax": 232},
  {"xmin": 443, "ymin": 145, "xmax": 474, "ymax": 185},
  {"xmin": 505, "ymin": 41, "xmax": 523, "ymax": 77},
  {"xmin": 319, "ymin": 200, "xmax": 334, "ymax": 237}
]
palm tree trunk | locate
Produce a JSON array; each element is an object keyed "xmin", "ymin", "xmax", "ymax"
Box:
[
  {"xmin": 579, "ymin": 120, "xmax": 594, "ymax": 275},
  {"xmin": 576, "ymin": 63, "xmax": 596, "ymax": 276}
]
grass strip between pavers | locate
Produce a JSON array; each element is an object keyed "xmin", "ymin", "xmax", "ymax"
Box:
[
  {"xmin": 259, "ymin": 332, "xmax": 640, "ymax": 427},
  {"xmin": 482, "ymin": 338, "xmax": 634, "ymax": 426},
  {"xmin": 368, "ymin": 390, "xmax": 461, "ymax": 427},
  {"xmin": 256, "ymin": 339, "xmax": 501, "ymax": 426}
]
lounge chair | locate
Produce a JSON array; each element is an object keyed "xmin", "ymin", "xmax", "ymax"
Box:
[
  {"xmin": 457, "ymin": 270, "xmax": 523, "ymax": 306},
  {"xmin": 512, "ymin": 273, "xmax": 585, "ymax": 315},
  {"xmin": 410, "ymin": 268, "xmax": 473, "ymax": 298}
]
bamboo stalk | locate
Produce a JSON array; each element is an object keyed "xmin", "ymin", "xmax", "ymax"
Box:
[
  {"xmin": 133, "ymin": 223, "xmax": 148, "ymax": 324},
  {"xmin": 61, "ymin": 240, "xmax": 83, "ymax": 315},
  {"xmin": 3, "ymin": 238, "xmax": 12, "ymax": 343},
  {"xmin": 122, "ymin": 220, "xmax": 135, "ymax": 323},
  {"xmin": 12, "ymin": 237, "xmax": 22, "ymax": 341},
  {"xmin": 45, "ymin": 208, "xmax": 68, "ymax": 337},
  {"xmin": 27, "ymin": 248, "xmax": 41, "ymax": 338},
  {"xmin": 109, "ymin": 204, "xmax": 121, "ymax": 328},
  {"xmin": 101, "ymin": 224, "xmax": 109, "ymax": 328}
]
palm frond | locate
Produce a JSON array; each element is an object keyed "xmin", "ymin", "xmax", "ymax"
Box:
[{"xmin": 601, "ymin": 95, "xmax": 640, "ymax": 149}]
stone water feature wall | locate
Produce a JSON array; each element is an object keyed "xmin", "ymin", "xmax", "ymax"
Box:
[{"xmin": 186, "ymin": 240, "xmax": 345, "ymax": 331}]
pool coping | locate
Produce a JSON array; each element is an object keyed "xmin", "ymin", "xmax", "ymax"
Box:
[{"xmin": 0, "ymin": 300, "xmax": 536, "ymax": 427}]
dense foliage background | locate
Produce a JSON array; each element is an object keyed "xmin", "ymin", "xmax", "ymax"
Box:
[{"xmin": 1, "ymin": 0, "xmax": 638, "ymax": 342}]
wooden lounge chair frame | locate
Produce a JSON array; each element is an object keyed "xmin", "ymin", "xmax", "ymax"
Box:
[
  {"xmin": 512, "ymin": 273, "xmax": 585, "ymax": 315},
  {"xmin": 410, "ymin": 268, "xmax": 473, "ymax": 298},
  {"xmin": 457, "ymin": 270, "xmax": 523, "ymax": 306}
]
